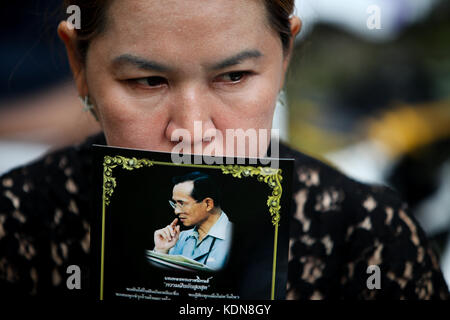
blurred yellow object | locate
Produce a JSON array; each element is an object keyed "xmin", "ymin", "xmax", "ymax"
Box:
[
  {"xmin": 288, "ymin": 99, "xmax": 355, "ymax": 158},
  {"xmin": 368, "ymin": 100, "xmax": 450, "ymax": 158}
]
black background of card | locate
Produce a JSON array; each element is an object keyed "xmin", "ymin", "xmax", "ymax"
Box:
[{"xmin": 91, "ymin": 145, "xmax": 293, "ymax": 301}]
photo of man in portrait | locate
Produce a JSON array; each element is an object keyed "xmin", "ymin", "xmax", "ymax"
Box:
[{"xmin": 151, "ymin": 172, "xmax": 233, "ymax": 271}]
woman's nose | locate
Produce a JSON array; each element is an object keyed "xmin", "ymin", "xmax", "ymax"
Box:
[{"xmin": 164, "ymin": 85, "xmax": 217, "ymax": 146}]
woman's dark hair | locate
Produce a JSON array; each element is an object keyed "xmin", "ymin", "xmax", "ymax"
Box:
[
  {"xmin": 62, "ymin": 0, "xmax": 295, "ymax": 62},
  {"xmin": 172, "ymin": 171, "xmax": 221, "ymax": 208},
  {"xmin": 262, "ymin": 0, "xmax": 295, "ymax": 55},
  {"xmin": 62, "ymin": 0, "xmax": 110, "ymax": 62}
]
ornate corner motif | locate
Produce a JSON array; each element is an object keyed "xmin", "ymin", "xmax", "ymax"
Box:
[
  {"xmin": 220, "ymin": 165, "xmax": 283, "ymax": 226},
  {"xmin": 103, "ymin": 155, "xmax": 154, "ymax": 205}
]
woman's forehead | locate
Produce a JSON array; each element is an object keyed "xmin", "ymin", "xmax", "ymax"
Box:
[
  {"xmin": 107, "ymin": 0, "xmax": 265, "ymax": 23},
  {"xmin": 90, "ymin": 0, "xmax": 280, "ymax": 71},
  {"xmin": 101, "ymin": 0, "xmax": 272, "ymax": 51}
]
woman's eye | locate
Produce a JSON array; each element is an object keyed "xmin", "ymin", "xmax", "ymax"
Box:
[
  {"xmin": 217, "ymin": 71, "xmax": 251, "ymax": 83},
  {"xmin": 134, "ymin": 76, "xmax": 168, "ymax": 87}
]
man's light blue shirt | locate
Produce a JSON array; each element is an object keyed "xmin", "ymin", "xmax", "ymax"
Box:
[{"xmin": 169, "ymin": 211, "xmax": 233, "ymax": 270}]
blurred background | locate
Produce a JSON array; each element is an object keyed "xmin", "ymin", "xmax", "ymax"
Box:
[
  {"xmin": 0, "ymin": 0, "xmax": 100, "ymax": 174},
  {"xmin": 0, "ymin": 0, "xmax": 449, "ymax": 288}
]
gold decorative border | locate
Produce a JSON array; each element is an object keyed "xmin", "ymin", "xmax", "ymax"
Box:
[
  {"xmin": 101, "ymin": 156, "xmax": 284, "ymax": 300},
  {"xmin": 220, "ymin": 165, "xmax": 282, "ymax": 227},
  {"xmin": 103, "ymin": 156, "xmax": 154, "ymax": 206}
]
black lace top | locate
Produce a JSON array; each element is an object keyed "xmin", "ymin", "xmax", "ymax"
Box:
[{"xmin": 0, "ymin": 133, "xmax": 448, "ymax": 299}]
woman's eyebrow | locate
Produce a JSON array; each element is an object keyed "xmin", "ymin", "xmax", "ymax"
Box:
[
  {"xmin": 112, "ymin": 50, "xmax": 263, "ymax": 72},
  {"xmin": 112, "ymin": 54, "xmax": 172, "ymax": 72},
  {"xmin": 209, "ymin": 50, "xmax": 263, "ymax": 70}
]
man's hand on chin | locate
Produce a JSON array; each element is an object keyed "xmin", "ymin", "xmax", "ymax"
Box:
[{"xmin": 153, "ymin": 218, "xmax": 181, "ymax": 253}]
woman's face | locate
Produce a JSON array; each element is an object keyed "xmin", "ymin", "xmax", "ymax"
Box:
[{"xmin": 62, "ymin": 0, "xmax": 300, "ymax": 155}]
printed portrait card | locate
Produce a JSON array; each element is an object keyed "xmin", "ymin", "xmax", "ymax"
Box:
[{"xmin": 90, "ymin": 145, "xmax": 294, "ymax": 301}]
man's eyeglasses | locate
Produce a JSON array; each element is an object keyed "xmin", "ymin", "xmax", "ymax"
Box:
[
  {"xmin": 168, "ymin": 200, "xmax": 181, "ymax": 209},
  {"xmin": 168, "ymin": 200, "xmax": 198, "ymax": 209}
]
